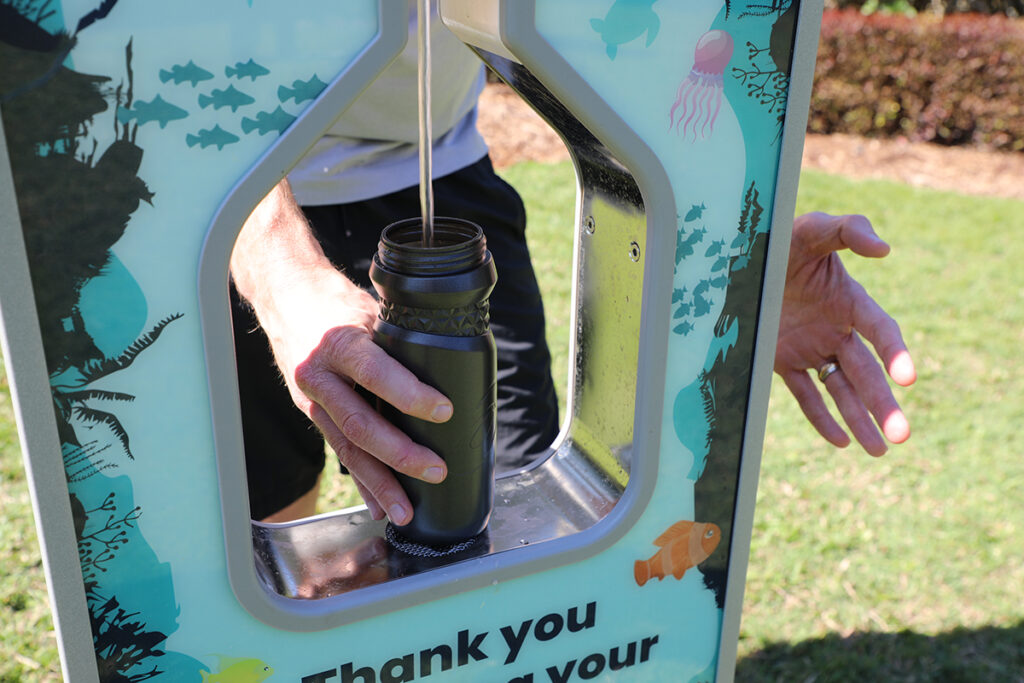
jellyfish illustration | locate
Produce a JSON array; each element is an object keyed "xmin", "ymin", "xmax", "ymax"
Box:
[{"xmin": 669, "ymin": 30, "xmax": 734, "ymax": 141}]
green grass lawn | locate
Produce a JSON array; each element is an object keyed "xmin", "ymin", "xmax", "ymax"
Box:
[
  {"xmin": 3, "ymin": 163, "xmax": 1023, "ymax": 680},
  {"xmin": 0, "ymin": 356, "xmax": 62, "ymax": 681},
  {"xmin": 740, "ymin": 172, "xmax": 1024, "ymax": 680}
]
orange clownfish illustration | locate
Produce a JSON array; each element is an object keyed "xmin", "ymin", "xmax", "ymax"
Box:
[{"xmin": 634, "ymin": 520, "xmax": 721, "ymax": 586}]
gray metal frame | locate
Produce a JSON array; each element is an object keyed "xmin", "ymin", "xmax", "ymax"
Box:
[
  {"xmin": 198, "ymin": 0, "xmax": 677, "ymax": 631},
  {"xmin": 196, "ymin": 3, "xmax": 411, "ymax": 631},
  {"xmin": 244, "ymin": 46, "xmax": 666, "ymax": 625},
  {"xmin": 0, "ymin": 113, "xmax": 101, "ymax": 682}
]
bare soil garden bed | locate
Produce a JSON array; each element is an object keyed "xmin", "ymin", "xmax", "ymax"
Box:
[{"xmin": 479, "ymin": 83, "xmax": 1024, "ymax": 201}]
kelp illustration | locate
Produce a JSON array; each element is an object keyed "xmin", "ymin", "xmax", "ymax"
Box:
[
  {"xmin": 726, "ymin": 0, "xmax": 794, "ymax": 20},
  {"xmin": 2, "ymin": 3, "xmax": 178, "ymax": 679},
  {"xmin": 731, "ymin": 0, "xmax": 796, "ymax": 133},
  {"xmin": 91, "ymin": 595, "xmax": 168, "ymax": 682},
  {"xmin": 72, "ymin": 490, "xmax": 167, "ymax": 682},
  {"xmin": 692, "ymin": 182, "xmax": 766, "ymax": 607},
  {"xmin": 72, "ymin": 492, "xmax": 142, "ymax": 594},
  {"xmin": 1, "ymin": 3, "xmax": 181, "ymax": 469},
  {"xmin": 58, "ymin": 313, "xmax": 183, "ymax": 481},
  {"xmin": 738, "ymin": 0, "xmax": 794, "ymax": 18}
]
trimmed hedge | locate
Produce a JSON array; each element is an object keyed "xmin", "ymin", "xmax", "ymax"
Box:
[
  {"xmin": 810, "ymin": 10, "xmax": 1024, "ymax": 151},
  {"xmin": 826, "ymin": 0, "xmax": 1023, "ymax": 17}
]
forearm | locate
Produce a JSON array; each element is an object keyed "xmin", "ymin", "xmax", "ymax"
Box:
[
  {"xmin": 233, "ymin": 180, "xmax": 335, "ymax": 303},
  {"xmin": 228, "ymin": 180, "xmax": 449, "ymax": 524}
]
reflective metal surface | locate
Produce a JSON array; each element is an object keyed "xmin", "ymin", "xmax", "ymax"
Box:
[
  {"xmin": 490, "ymin": 54, "xmax": 646, "ymax": 485},
  {"xmin": 254, "ymin": 439, "xmax": 622, "ymax": 599},
  {"xmin": 252, "ymin": 55, "xmax": 647, "ymax": 602}
]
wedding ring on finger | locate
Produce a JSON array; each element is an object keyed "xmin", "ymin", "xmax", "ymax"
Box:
[{"xmin": 817, "ymin": 359, "xmax": 841, "ymax": 383}]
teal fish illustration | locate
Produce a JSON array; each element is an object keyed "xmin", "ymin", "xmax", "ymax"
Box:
[
  {"xmin": 241, "ymin": 106, "xmax": 296, "ymax": 136},
  {"xmin": 278, "ymin": 75, "xmax": 327, "ymax": 104},
  {"xmin": 186, "ymin": 125, "xmax": 239, "ymax": 150},
  {"xmin": 730, "ymin": 231, "xmax": 748, "ymax": 249},
  {"xmin": 116, "ymin": 95, "xmax": 187, "ymax": 128},
  {"xmin": 671, "ymin": 287, "xmax": 687, "ymax": 303},
  {"xmin": 694, "ymin": 279, "xmax": 711, "ymax": 297},
  {"xmin": 200, "ymin": 656, "xmax": 273, "ymax": 682},
  {"xmin": 676, "ymin": 226, "xmax": 706, "ymax": 260},
  {"xmin": 226, "ymin": 58, "xmax": 270, "ymax": 81},
  {"xmin": 711, "ymin": 255, "xmax": 730, "ymax": 272},
  {"xmin": 673, "ymin": 320, "xmax": 694, "ymax": 336},
  {"xmin": 198, "ymin": 85, "xmax": 255, "ymax": 112},
  {"xmin": 684, "ymin": 202, "xmax": 706, "ymax": 222},
  {"xmin": 693, "ymin": 292, "xmax": 711, "ymax": 317},
  {"xmin": 673, "ymin": 301, "xmax": 691, "ymax": 319},
  {"xmin": 704, "ymin": 239, "xmax": 724, "ymax": 257},
  {"xmin": 159, "ymin": 60, "xmax": 214, "ymax": 87},
  {"xmin": 709, "ymin": 275, "xmax": 729, "ymax": 289},
  {"xmin": 590, "ymin": 0, "xmax": 660, "ymax": 60}
]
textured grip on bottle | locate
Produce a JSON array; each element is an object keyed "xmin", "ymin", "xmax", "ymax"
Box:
[
  {"xmin": 379, "ymin": 299, "xmax": 490, "ymax": 337},
  {"xmin": 385, "ymin": 523, "xmax": 485, "ymax": 557}
]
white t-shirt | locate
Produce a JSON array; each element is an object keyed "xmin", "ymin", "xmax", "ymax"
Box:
[{"xmin": 288, "ymin": 5, "xmax": 488, "ymax": 206}]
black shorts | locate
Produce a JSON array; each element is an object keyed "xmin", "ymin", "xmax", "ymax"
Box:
[{"xmin": 236, "ymin": 155, "xmax": 560, "ymax": 519}]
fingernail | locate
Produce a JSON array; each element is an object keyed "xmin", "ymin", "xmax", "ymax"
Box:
[
  {"xmin": 388, "ymin": 503, "xmax": 410, "ymax": 525},
  {"xmin": 890, "ymin": 352, "xmax": 917, "ymax": 385},
  {"xmin": 432, "ymin": 403, "xmax": 453, "ymax": 422},
  {"xmin": 883, "ymin": 412, "xmax": 911, "ymax": 444},
  {"xmin": 423, "ymin": 466, "xmax": 445, "ymax": 483}
]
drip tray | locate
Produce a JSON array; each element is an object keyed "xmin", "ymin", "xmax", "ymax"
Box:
[{"xmin": 252, "ymin": 442, "xmax": 625, "ymax": 600}]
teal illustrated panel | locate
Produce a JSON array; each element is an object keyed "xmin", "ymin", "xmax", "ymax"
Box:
[
  {"xmin": 1, "ymin": 0, "xmax": 814, "ymax": 681},
  {"xmin": 2, "ymin": 0, "xmax": 382, "ymax": 679},
  {"xmin": 534, "ymin": 0, "xmax": 804, "ymax": 677}
]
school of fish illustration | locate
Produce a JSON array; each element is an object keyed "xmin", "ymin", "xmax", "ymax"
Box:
[
  {"xmin": 199, "ymin": 85, "xmax": 256, "ymax": 112},
  {"xmin": 147, "ymin": 57, "xmax": 327, "ymax": 149},
  {"xmin": 117, "ymin": 95, "xmax": 188, "ymax": 128}
]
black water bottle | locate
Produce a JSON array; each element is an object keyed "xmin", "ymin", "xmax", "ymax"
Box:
[{"xmin": 369, "ymin": 217, "xmax": 497, "ymax": 545}]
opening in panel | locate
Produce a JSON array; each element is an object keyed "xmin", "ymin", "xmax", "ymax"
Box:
[{"xmin": 205, "ymin": 36, "xmax": 657, "ymax": 631}]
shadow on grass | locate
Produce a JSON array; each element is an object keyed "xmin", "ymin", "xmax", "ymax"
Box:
[{"xmin": 736, "ymin": 621, "xmax": 1024, "ymax": 682}]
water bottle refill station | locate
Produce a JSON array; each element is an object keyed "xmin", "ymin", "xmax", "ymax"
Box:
[{"xmin": 0, "ymin": 1, "xmax": 822, "ymax": 680}]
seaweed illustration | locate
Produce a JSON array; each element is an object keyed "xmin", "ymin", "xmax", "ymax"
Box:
[
  {"xmin": 73, "ymin": 492, "xmax": 142, "ymax": 591},
  {"xmin": 692, "ymin": 182, "xmax": 767, "ymax": 607},
  {"xmin": 56, "ymin": 313, "xmax": 184, "ymax": 476},
  {"xmin": 731, "ymin": 0, "xmax": 797, "ymax": 133},
  {"xmin": 3, "ymin": 3, "xmax": 180, "ymax": 679},
  {"xmin": 727, "ymin": 0, "xmax": 793, "ymax": 21},
  {"xmin": 91, "ymin": 595, "xmax": 168, "ymax": 682},
  {"xmin": 69, "ymin": 487, "xmax": 170, "ymax": 681},
  {"xmin": 1, "ymin": 4, "xmax": 181, "ymax": 466},
  {"xmin": 738, "ymin": 0, "xmax": 794, "ymax": 18}
]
